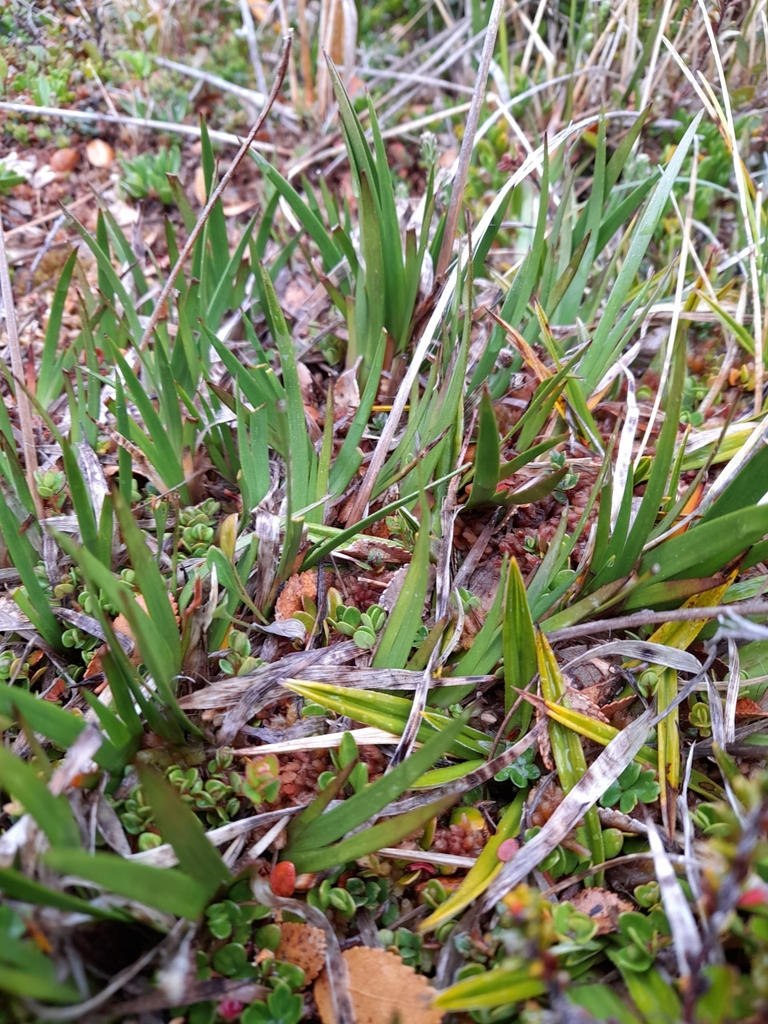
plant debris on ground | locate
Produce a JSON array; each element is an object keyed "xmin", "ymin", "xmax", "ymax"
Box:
[{"xmin": 2, "ymin": 1, "xmax": 768, "ymax": 1022}]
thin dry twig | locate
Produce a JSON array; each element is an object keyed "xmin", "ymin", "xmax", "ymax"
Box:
[
  {"xmin": 137, "ymin": 32, "xmax": 294, "ymax": 352},
  {"xmin": 546, "ymin": 599, "xmax": 768, "ymax": 643},
  {"xmin": 0, "ymin": 102, "xmax": 285, "ymax": 155}
]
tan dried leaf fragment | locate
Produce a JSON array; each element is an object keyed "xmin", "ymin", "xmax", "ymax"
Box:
[
  {"xmin": 569, "ymin": 887, "xmax": 634, "ymax": 936},
  {"xmin": 274, "ymin": 922, "xmax": 326, "ymax": 983},
  {"xmin": 193, "ymin": 165, "xmax": 207, "ymax": 206},
  {"xmin": 314, "ymin": 947, "xmax": 443, "ymax": 1024},
  {"xmin": 333, "ymin": 363, "xmax": 361, "ymax": 423}
]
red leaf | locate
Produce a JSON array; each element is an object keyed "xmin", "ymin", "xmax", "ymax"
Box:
[
  {"xmin": 497, "ymin": 838, "xmax": 520, "ymax": 862},
  {"xmin": 738, "ymin": 887, "xmax": 768, "ymax": 908},
  {"xmin": 271, "ymin": 861, "xmax": 297, "ymax": 897},
  {"xmin": 217, "ymin": 1000, "xmax": 244, "ymax": 1020}
]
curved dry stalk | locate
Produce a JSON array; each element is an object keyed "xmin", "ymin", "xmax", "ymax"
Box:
[
  {"xmin": 252, "ymin": 877, "xmax": 356, "ymax": 1024},
  {"xmin": 137, "ymin": 32, "xmax": 294, "ymax": 352}
]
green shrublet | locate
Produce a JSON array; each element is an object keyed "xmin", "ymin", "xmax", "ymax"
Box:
[
  {"xmin": 118, "ymin": 145, "xmax": 182, "ymax": 204},
  {"xmin": 599, "ymin": 763, "xmax": 660, "ymax": 815}
]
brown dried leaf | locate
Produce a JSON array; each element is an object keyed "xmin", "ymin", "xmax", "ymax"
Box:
[
  {"xmin": 50, "ymin": 148, "xmax": 79, "ymax": 173},
  {"xmin": 83, "ymin": 651, "xmax": 105, "ymax": 679},
  {"xmin": 282, "ymin": 278, "xmax": 313, "ymax": 318},
  {"xmin": 578, "ymin": 676, "xmax": 623, "ymax": 708},
  {"xmin": 275, "ymin": 570, "xmax": 318, "ymax": 621},
  {"xmin": 562, "ymin": 654, "xmax": 617, "ymax": 691},
  {"xmin": 85, "ymin": 139, "xmax": 114, "ymax": 168},
  {"xmin": 314, "ymin": 947, "xmax": 442, "ymax": 1024},
  {"xmin": 569, "ymin": 887, "xmax": 633, "ymax": 936},
  {"xmin": 602, "ymin": 694, "xmax": 638, "ymax": 725},
  {"xmin": 339, "ymin": 537, "xmax": 411, "ymax": 566},
  {"xmin": 275, "ymin": 922, "xmax": 326, "ymax": 983},
  {"xmin": 564, "ymin": 687, "xmax": 610, "ymax": 724},
  {"xmin": 112, "ymin": 613, "xmax": 141, "ymax": 665},
  {"xmin": 222, "ymin": 199, "xmax": 258, "ymax": 217},
  {"xmin": 735, "ymin": 698, "xmax": 768, "ymax": 718}
]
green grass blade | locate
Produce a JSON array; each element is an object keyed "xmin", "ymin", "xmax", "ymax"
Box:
[
  {"xmin": 283, "ymin": 679, "xmax": 488, "ymax": 758},
  {"xmin": 604, "ymin": 108, "xmax": 652, "ymax": 193},
  {"xmin": 236, "ymin": 390, "xmax": 270, "ymax": 513},
  {"xmin": 0, "ymin": 867, "xmax": 127, "ymax": 921},
  {"xmin": 595, "ymin": 173, "xmax": 659, "ymax": 256},
  {"xmin": 0, "ymin": 965, "xmax": 79, "ymax": 1005},
  {"xmin": 251, "ymin": 152, "xmax": 343, "ymax": 271},
  {"xmin": 419, "ymin": 791, "xmax": 526, "ymax": 933},
  {"xmin": 0, "ymin": 746, "xmax": 80, "ymax": 848},
  {"xmin": 638, "ymin": 504, "xmax": 768, "ymax": 584},
  {"xmin": 38, "ymin": 250, "xmax": 76, "ymax": 408},
  {"xmin": 470, "ymin": 145, "xmax": 550, "ymax": 391},
  {"xmin": 559, "ymin": 114, "xmax": 605, "ymax": 322},
  {"xmin": 446, "ymin": 558, "xmax": 507, "ymax": 689},
  {"xmin": 0, "ymin": 685, "xmax": 122, "ymax": 774},
  {"xmin": 466, "ymin": 390, "xmax": 501, "ymax": 508},
  {"xmin": 61, "ymin": 441, "xmax": 98, "ymax": 557},
  {"xmin": 114, "ymin": 490, "xmax": 181, "ymax": 672},
  {"xmin": 287, "ymin": 760, "xmax": 359, "ymax": 846},
  {"xmin": 357, "ymin": 170, "xmax": 386, "ymax": 379},
  {"xmin": 108, "ymin": 343, "xmax": 186, "ymax": 493},
  {"xmin": 43, "ymin": 849, "xmax": 211, "ymax": 919},
  {"xmin": 372, "ymin": 500, "xmax": 431, "ymax": 668},
  {"xmin": 607, "ymin": 327, "xmax": 686, "ymax": 582},
  {"xmin": 138, "ymin": 766, "xmax": 230, "ymax": 896},
  {"xmin": 258, "ymin": 262, "xmax": 314, "ymax": 510},
  {"xmin": 66, "ymin": 216, "xmax": 142, "ymax": 341},
  {"xmin": 503, "ymin": 559, "xmax": 537, "ymax": 715},
  {"xmin": 435, "ymin": 964, "xmax": 547, "ymax": 1011},
  {"xmin": 537, "ymin": 632, "xmax": 605, "ymax": 875}
]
